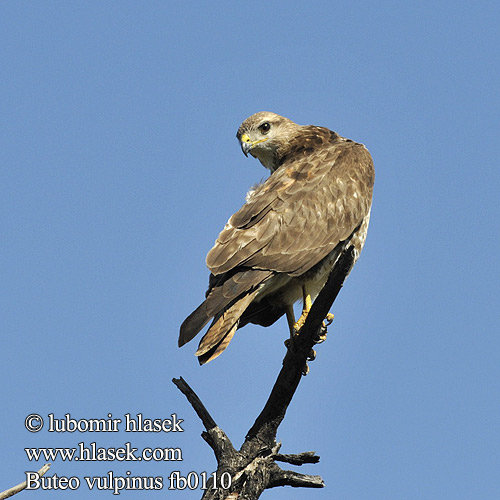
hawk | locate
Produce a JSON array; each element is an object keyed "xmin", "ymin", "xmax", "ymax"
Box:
[{"xmin": 179, "ymin": 112, "xmax": 374, "ymax": 364}]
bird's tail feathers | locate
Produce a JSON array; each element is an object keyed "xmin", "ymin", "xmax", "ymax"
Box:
[
  {"xmin": 197, "ymin": 323, "xmax": 238, "ymax": 365},
  {"xmin": 178, "ymin": 301, "xmax": 212, "ymax": 347},
  {"xmin": 179, "ymin": 269, "xmax": 272, "ymax": 350},
  {"xmin": 195, "ymin": 290, "xmax": 259, "ymax": 364}
]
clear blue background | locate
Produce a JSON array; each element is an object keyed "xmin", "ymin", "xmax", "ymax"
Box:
[{"xmin": 1, "ymin": 1, "xmax": 499, "ymax": 499}]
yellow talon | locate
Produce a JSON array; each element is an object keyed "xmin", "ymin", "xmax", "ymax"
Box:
[{"xmin": 314, "ymin": 312, "xmax": 334, "ymax": 344}]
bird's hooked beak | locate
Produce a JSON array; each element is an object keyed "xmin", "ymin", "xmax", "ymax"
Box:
[{"xmin": 239, "ymin": 133, "xmax": 268, "ymax": 157}]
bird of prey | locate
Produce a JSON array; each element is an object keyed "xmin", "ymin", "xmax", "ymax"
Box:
[{"xmin": 179, "ymin": 112, "xmax": 374, "ymax": 365}]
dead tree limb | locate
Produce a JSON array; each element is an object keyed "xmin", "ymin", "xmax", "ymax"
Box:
[
  {"xmin": 174, "ymin": 245, "xmax": 355, "ymax": 499},
  {"xmin": 0, "ymin": 464, "xmax": 51, "ymax": 500}
]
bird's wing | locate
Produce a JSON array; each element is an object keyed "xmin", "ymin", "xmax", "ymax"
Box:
[{"xmin": 207, "ymin": 139, "xmax": 374, "ymax": 278}]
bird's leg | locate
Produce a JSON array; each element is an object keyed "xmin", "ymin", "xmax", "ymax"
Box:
[
  {"xmin": 284, "ymin": 306, "xmax": 298, "ymax": 351},
  {"xmin": 284, "ymin": 305, "xmax": 302, "ymax": 350},
  {"xmin": 285, "ymin": 306, "xmax": 296, "ymax": 341},
  {"xmin": 293, "ymin": 286, "xmax": 312, "ymax": 333},
  {"xmin": 282, "ymin": 289, "xmax": 316, "ymax": 375}
]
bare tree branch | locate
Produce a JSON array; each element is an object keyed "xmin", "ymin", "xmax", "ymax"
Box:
[
  {"xmin": 243, "ymin": 245, "xmax": 355, "ymax": 447},
  {"xmin": 268, "ymin": 468, "xmax": 325, "ymax": 489},
  {"xmin": 173, "ymin": 377, "xmax": 239, "ymax": 465},
  {"xmin": 0, "ymin": 464, "xmax": 51, "ymax": 500},
  {"xmin": 274, "ymin": 451, "xmax": 320, "ymax": 466},
  {"xmin": 172, "ymin": 377, "xmax": 217, "ymax": 430}
]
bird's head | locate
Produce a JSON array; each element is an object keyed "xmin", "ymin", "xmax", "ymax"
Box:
[{"xmin": 236, "ymin": 111, "xmax": 301, "ymax": 171}]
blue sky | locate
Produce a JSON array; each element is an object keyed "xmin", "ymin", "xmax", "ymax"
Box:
[{"xmin": 1, "ymin": 1, "xmax": 499, "ymax": 498}]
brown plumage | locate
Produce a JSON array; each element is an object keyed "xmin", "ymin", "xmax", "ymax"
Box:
[{"xmin": 179, "ymin": 112, "xmax": 375, "ymax": 364}]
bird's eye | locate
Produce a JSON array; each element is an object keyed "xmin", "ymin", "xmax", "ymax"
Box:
[{"xmin": 259, "ymin": 122, "xmax": 271, "ymax": 134}]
